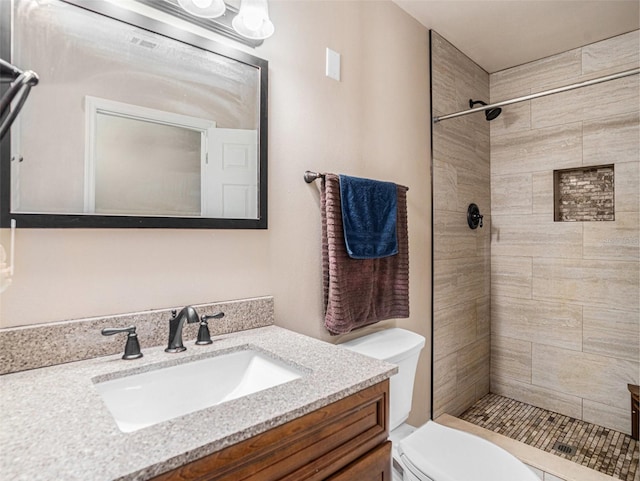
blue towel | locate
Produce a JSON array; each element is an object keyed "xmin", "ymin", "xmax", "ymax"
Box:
[{"xmin": 339, "ymin": 174, "xmax": 398, "ymax": 259}]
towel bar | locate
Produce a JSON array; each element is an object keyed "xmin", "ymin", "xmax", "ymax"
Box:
[
  {"xmin": 304, "ymin": 171, "xmax": 325, "ymax": 183},
  {"xmin": 305, "ymin": 171, "xmax": 409, "ymax": 191}
]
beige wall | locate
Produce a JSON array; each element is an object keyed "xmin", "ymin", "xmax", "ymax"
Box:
[
  {"xmin": 431, "ymin": 31, "xmax": 491, "ymax": 418},
  {"xmin": 489, "ymin": 30, "xmax": 640, "ymax": 434},
  {"xmin": 0, "ymin": 1, "xmax": 432, "ymax": 426}
]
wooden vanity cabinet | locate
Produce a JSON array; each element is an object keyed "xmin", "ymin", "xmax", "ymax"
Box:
[{"xmin": 151, "ymin": 380, "xmax": 390, "ymax": 481}]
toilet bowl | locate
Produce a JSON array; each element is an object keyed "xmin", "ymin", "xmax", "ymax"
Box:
[{"xmin": 341, "ymin": 328, "xmax": 539, "ymax": 481}]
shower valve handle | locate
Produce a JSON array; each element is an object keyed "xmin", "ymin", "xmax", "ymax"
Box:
[{"xmin": 467, "ymin": 203, "xmax": 483, "ymax": 229}]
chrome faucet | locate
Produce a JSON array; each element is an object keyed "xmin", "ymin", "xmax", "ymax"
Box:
[{"xmin": 165, "ymin": 306, "xmax": 199, "ymax": 353}]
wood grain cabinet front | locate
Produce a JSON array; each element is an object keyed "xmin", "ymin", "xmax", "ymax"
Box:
[
  {"xmin": 326, "ymin": 441, "xmax": 392, "ymax": 481},
  {"xmin": 150, "ymin": 380, "xmax": 390, "ymax": 481}
]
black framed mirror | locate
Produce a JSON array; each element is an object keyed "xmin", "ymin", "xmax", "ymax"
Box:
[{"xmin": 0, "ymin": 0, "xmax": 268, "ymax": 229}]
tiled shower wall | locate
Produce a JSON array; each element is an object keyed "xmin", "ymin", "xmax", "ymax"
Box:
[
  {"xmin": 489, "ymin": 30, "xmax": 640, "ymax": 434},
  {"xmin": 431, "ymin": 31, "xmax": 491, "ymax": 418}
]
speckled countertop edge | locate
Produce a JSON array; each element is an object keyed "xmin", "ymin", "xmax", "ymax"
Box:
[{"xmin": 0, "ymin": 325, "xmax": 396, "ymax": 481}]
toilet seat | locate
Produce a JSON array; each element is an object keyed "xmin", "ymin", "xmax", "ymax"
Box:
[{"xmin": 397, "ymin": 421, "xmax": 540, "ymax": 481}]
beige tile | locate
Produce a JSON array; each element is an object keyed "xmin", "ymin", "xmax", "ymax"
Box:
[
  {"xmin": 476, "ymin": 215, "xmax": 492, "ymax": 259},
  {"xmin": 492, "ymin": 214, "xmax": 583, "ymax": 259},
  {"xmin": 457, "ymin": 336, "xmax": 490, "ymax": 389},
  {"xmin": 582, "ymin": 399, "xmax": 632, "ymax": 435},
  {"xmin": 433, "ymin": 160, "xmax": 459, "ymax": 212},
  {"xmin": 491, "ymin": 49, "xmax": 582, "ymax": 99},
  {"xmin": 578, "ymin": 61, "xmax": 640, "ymax": 83},
  {"xmin": 532, "ymin": 257, "xmax": 639, "ymax": 312},
  {"xmin": 434, "ymin": 115, "xmax": 489, "ymax": 174},
  {"xmin": 492, "ymin": 335, "xmax": 532, "ymax": 383},
  {"xmin": 431, "ymin": 61, "xmax": 458, "ymax": 117},
  {"xmin": 491, "ymin": 76, "xmax": 531, "ymax": 103},
  {"xmin": 582, "ymin": 30, "xmax": 640, "ymax": 74},
  {"xmin": 457, "ymin": 165, "xmax": 491, "ymax": 212},
  {"xmin": 532, "ymin": 171, "xmax": 555, "ymax": 216},
  {"xmin": 474, "ymin": 371, "xmax": 490, "ymax": 400},
  {"xmin": 433, "ymin": 351, "xmax": 457, "ymax": 418},
  {"xmin": 434, "ymin": 166, "xmax": 490, "ymax": 217},
  {"xmin": 448, "ymin": 382, "xmax": 478, "ymax": 417},
  {"xmin": 583, "ymin": 306, "xmax": 640, "ymax": 362},
  {"xmin": 531, "ymin": 74, "xmax": 639, "ymax": 129},
  {"xmin": 476, "ymin": 296, "xmax": 490, "ymax": 339},
  {"xmin": 615, "ymin": 161, "xmax": 640, "ymax": 213},
  {"xmin": 491, "ymin": 255, "xmax": 532, "ymax": 299},
  {"xmin": 434, "ymin": 257, "xmax": 489, "ymax": 309},
  {"xmin": 434, "ymin": 208, "xmax": 479, "ymax": 260},
  {"xmin": 583, "ymin": 111, "xmax": 640, "ymax": 166},
  {"xmin": 583, "ymin": 210, "xmax": 640, "ymax": 261},
  {"xmin": 490, "ymin": 100, "xmax": 532, "ymax": 136},
  {"xmin": 434, "ymin": 300, "xmax": 477, "ymax": 360},
  {"xmin": 491, "ymin": 123, "xmax": 582, "ymax": 176},
  {"xmin": 491, "ymin": 296, "xmax": 582, "ymax": 351},
  {"xmin": 490, "ymin": 77, "xmax": 530, "ymax": 103},
  {"xmin": 490, "ymin": 375, "xmax": 583, "ymax": 419},
  {"xmin": 434, "ymin": 379, "xmax": 483, "ymax": 420},
  {"xmin": 532, "ymin": 343, "xmax": 640, "ymax": 411},
  {"xmin": 431, "ymin": 30, "xmax": 489, "ymax": 116},
  {"xmin": 491, "ymin": 173, "xmax": 532, "ymax": 215}
]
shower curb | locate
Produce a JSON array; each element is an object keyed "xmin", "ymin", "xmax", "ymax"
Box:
[{"xmin": 435, "ymin": 414, "xmax": 619, "ymax": 481}]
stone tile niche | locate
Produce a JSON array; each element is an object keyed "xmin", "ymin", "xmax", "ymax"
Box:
[{"xmin": 553, "ymin": 164, "xmax": 614, "ymax": 222}]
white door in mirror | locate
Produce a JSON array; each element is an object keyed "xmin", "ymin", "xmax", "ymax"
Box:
[{"xmin": 205, "ymin": 128, "xmax": 259, "ymax": 219}]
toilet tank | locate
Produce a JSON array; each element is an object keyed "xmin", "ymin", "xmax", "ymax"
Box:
[{"xmin": 341, "ymin": 328, "xmax": 426, "ymax": 431}]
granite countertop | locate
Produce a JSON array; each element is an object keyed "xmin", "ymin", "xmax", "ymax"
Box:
[{"xmin": 0, "ymin": 325, "xmax": 396, "ymax": 481}]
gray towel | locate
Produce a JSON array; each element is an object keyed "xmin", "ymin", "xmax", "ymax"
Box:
[{"xmin": 321, "ymin": 173, "xmax": 409, "ymax": 335}]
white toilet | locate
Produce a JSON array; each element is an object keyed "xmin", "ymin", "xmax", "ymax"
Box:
[{"xmin": 341, "ymin": 328, "xmax": 540, "ymax": 481}]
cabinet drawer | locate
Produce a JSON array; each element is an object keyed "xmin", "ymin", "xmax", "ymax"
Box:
[
  {"xmin": 326, "ymin": 441, "xmax": 392, "ymax": 481},
  {"xmin": 151, "ymin": 380, "xmax": 389, "ymax": 481}
]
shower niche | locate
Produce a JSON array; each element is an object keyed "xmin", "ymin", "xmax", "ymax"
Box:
[{"xmin": 553, "ymin": 164, "xmax": 615, "ymax": 222}]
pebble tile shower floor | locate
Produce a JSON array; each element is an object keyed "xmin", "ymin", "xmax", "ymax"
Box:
[{"xmin": 460, "ymin": 394, "xmax": 639, "ymax": 481}]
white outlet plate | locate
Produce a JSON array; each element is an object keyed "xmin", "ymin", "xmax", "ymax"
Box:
[{"xmin": 326, "ymin": 48, "xmax": 341, "ymax": 81}]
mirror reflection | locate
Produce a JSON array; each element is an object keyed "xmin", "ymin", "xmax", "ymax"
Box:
[{"xmin": 1, "ymin": 0, "xmax": 267, "ymax": 228}]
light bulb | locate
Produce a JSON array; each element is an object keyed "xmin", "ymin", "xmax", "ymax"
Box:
[
  {"xmin": 177, "ymin": 0, "xmax": 226, "ymax": 18},
  {"xmin": 232, "ymin": 0, "xmax": 274, "ymax": 40},
  {"xmin": 243, "ymin": 8, "xmax": 264, "ymax": 32}
]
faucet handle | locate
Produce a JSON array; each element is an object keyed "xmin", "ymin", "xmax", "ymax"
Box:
[
  {"xmin": 196, "ymin": 312, "xmax": 224, "ymax": 345},
  {"xmin": 101, "ymin": 326, "xmax": 143, "ymax": 360},
  {"xmin": 201, "ymin": 312, "xmax": 225, "ymax": 322}
]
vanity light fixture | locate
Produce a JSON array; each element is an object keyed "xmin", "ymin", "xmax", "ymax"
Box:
[
  {"xmin": 154, "ymin": 0, "xmax": 274, "ymax": 46},
  {"xmin": 232, "ymin": 0, "xmax": 274, "ymax": 40},
  {"xmin": 177, "ymin": 0, "xmax": 226, "ymax": 18}
]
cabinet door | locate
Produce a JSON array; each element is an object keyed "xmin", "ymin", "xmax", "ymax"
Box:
[
  {"xmin": 151, "ymin": 380, "xmax": 389, "ymax": 481},
  {"xmin": 326, "ymin": 441, "xmax": 392, "ymax": 481}
]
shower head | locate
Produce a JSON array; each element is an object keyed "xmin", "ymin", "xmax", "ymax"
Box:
[
  {"xmin": 469, "ymin": 99, "xmax": 502, "ymax": 121},
  {"xmin": 485, "ymin": 106, "xmax": 502, "ymax": 121}
]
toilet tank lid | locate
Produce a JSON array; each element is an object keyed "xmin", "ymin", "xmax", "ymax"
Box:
[{"xmin": 340, "ymin": 328, "xmax": 426, "ymax": 363}]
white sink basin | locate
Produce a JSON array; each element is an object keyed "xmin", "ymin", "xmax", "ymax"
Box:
[{"xmin": 94, "ymin": 348, "xmax": 305, "ymax": 433}]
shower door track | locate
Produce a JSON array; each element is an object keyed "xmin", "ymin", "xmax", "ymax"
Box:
[{"xmin": 432, "ymin": 67, "xmax": 640, "ymax": 123}]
